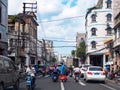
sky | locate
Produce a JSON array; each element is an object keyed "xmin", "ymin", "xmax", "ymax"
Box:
[{"xmin": 8, "ymin": 0, "xmax": 97, "ymax": 56}]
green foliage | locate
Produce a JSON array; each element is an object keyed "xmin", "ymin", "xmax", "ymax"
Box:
[
  {"xmin": 10, "ymin": 15, "xmax": 17, "ymax": 22},
  {"xmin": 76, "ymin": 41, "xmax": 86, "ymax": 63},
  {"xmin": 51, "ymin": 57, "xmax": 57, "ymax": 63},
  {"xmin": 71, "ymin": 50, "xmax": 75, "ymax": 56}
]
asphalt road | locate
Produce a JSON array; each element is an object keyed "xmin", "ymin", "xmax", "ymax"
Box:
[{"xmin": 7, "ymin": 75, "xmax": 120, "ymax": 90}]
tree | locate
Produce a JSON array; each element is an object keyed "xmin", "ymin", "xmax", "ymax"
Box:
[
  {"xmin": 76, "ymin": 41, "xmax": 86, "ymax": 63},
  {"xmin": 51, "ymin": 57, "xmax": 57, "ymax": 63},
  {"xmin": 71, "ymin": 50, "xmax": 76, "ymax": 58}
]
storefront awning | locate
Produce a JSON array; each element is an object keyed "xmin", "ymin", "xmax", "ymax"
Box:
[{"xmin": 104, "ymin": 38, "xmax": 113, "ymax": 44}]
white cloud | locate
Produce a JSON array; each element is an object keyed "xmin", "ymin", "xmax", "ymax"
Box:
[
  {"xmin": 37, "ymin": 0, "xmax": 63, "ymax": 15},
  {"xmin": 8, "ymin": 0, "xmax": 97, "ymax": 55}
]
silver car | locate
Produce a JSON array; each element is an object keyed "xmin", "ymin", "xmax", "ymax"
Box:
[{"xmin": 0, "ymin": 55, "xmax": 19, "ymax": 90}]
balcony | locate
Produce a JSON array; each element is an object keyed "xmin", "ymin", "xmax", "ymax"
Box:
[{"xmin": 114, "ymin": 37, "xmax": 120, "ymax": 47}]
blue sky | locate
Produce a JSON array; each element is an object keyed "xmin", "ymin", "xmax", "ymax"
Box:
[{"xmin": 8, "ymin": 0, "xmax": 97, "ymax": 56}]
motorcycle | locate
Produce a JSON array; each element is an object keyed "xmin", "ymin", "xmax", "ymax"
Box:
[
  {"xmin": 26, "ymin": 74, "xmax": 35, "ymax": 90},
  {"xmin": 74, "ymin": 72, "xmax": 80, "ymax": 82},
  {"xmin": 52, "ymin": 72, "xmax": 59, "ymax": 82}
]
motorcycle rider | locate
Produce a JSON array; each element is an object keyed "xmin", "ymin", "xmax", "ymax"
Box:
[
  {"xmin": 26, "ymin": 65, "xmax": 36, "ymax": 85},
  {"xmin": 73, "ymin": 66, "xmax": 80, "ymax": 81},
  {"xmin": 51, "ymin": 64, "xmax": 59, "ymax": 81},
  {"xmin": 60, "ymin": 62, "xmax": 66, "ymax": 75}
]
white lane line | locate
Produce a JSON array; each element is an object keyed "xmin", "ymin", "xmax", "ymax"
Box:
[
  {"xmin": 61, "ymin": 81, "xmax": 65, "ymax": 90},
  {"xmin": 79, "ymin": 80, "xmax": 86, "ymax": 86},
  {"xmin": 45, "ymin": 75, "xmax": 49, "ymax": 78},
  {"xmin": 100, "ymin": 84, "xmax": 116, "ymax": 90}
]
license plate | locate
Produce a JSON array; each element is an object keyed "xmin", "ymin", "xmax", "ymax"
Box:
[{"xmin": 94, "ymin": 73, "xmax": 99, "ymax": 75}]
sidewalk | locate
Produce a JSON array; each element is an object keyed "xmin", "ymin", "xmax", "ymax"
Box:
[{"xmin": 106, "ymin": 78, "xmax": 120, "ymax": 85}]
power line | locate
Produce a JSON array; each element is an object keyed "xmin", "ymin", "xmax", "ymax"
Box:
[
  {"xmin": 38, "ymin": 15, "xmax": 85, "ymax": 23},
  {"xmin": 44, "ymin": 39, "xmax": 76, "ymax": 42},
  {"xmin": 53, "ymin": 46, "xmax": 76, "ymax": 48}
]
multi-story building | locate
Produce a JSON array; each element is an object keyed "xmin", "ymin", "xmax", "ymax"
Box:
[
  {"xmin": 41, "ymin": 39, "xmax": 54, "ymax": 65},
  {"xmin": 45, "ymin": 40, "xmax": 54, "ymax": 64},
  {"xmin": 113, "ymin": 0, "xmax": 120, "ymax": 70},
  {"xmin": 8, "ymin": 12, "xmax": 38, "ymax": 66},
  {"xmin": 0, "ymin": 0, "xmax": 8, "ymax": 56},
  {"xmin": 37, "ymin": 40, "xmax": 43, "ymax": 65},
  {"xmin": 76, "ymin": 32, "xmax": 85, "ymax": 48},
  {"xmin": 85, "ymin": 0, "xmax": 113, "ymax": 68}
]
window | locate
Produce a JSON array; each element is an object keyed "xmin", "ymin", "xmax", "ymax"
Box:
[
  {"xmin": 80, "ymin": 38, "xmax": 84, "ymax": 41},
  {"xmin": 91, "ymin": 28, "xmax": 97, "ymax": 36},
  {"xmin": 106, "ymin": 13, "xmax": 112, "ymax": 21},
  {"xmin": 91, "ymin": 14, "xmax": 97, "ymax": 22},
  {"xmin": 106, "ymin": 0, "xmax": 112, "ymax": 8},
  {"xmin": 106, "ymin": 24, "xmax": 112, "ymax": 35},
  {"xmin": 107, "ymin": 30, "xmax": 112, "ymax": 35},
  {"xmin": 91, "ymin": 41, "xmax": 96, "ymax": 49}
]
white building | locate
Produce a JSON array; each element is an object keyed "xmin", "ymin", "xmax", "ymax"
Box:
[{"xmin": 85, "ymin": 0, "xmax": 113, "ymax": 68}]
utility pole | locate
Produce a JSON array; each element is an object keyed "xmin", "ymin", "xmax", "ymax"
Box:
[
  {"xmin": 23, "ymin": 2, "xmax": 37, "ymax": 14},
  {"xmin": 22, "ymin": 2, "xmax": 37, "ymax": 65}
]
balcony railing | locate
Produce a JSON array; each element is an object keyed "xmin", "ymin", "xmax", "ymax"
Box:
[{"xmin": 114, "ymin": 37, "xmax": 120, "ymax": 47}]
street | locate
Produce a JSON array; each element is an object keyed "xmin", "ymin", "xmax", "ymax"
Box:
[{"xmin": 7, "ymin": 75, "xmax": 120, "ymax": 90}]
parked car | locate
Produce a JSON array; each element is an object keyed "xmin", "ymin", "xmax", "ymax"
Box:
[
  {"xmin": 84, "ymin": 66, "xmax": 106, "ymax": 83},
  {"xmin": 0, "ymin": 55, "xmax": 19, "ymax": 90},
  {"xmin": 80, "ymin": 64, "xmax": 91, "ymax": 77}
]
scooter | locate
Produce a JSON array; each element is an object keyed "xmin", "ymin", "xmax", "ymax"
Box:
[
  {"xmin": 74, "ymin": 72, "xmax": 80, "ymax": 82},
  {"xmin": 52, "ymin": 72, "xmax": 59, "ymax": 82},
  {"xmin": 26, "ymin": 74, "xmax": 35, "ymax": 90}
]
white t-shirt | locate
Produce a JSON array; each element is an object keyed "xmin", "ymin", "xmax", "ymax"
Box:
[
  {"xmin": 74, "ymin": 67, "xmax": 80, "ymax": 73},
  {"xmin": 26, "ymin": 67, "xmax": 35, "ymax": 77}
]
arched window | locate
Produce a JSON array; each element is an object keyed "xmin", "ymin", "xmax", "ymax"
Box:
[
  {"xmin": 91, "ymin": 41, "xmax": 96, "ymax": 49},
  {"xmin": 91, "ymin": 28, "xmax": 97, "ymax": 36},
  {"xmin": 106, "ymin": 0, "xmax": 112, "ymax": 8},
  {"xmin": 106, "ymin": 24, "xmax": 112, "ymax": 35},
  {"xmin": 91, "ymin": 14, "xmax": 97, "ymax": 22},
  {"xmin": 106, "ymin": 13, "xmax": 112, "ymax": 21}
]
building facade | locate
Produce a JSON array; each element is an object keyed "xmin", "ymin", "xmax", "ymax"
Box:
[
  {"xmin": 113, "ymin": 0, "xmax": 120, "ymax": 70},
  {"xmin": 0, "ymin": 0, "xmax": 8, "ymax": 56},
  {"xmin": 76, "ymin": 32, "xmax": 85, "ymax": 48},
  {"xmin": 8, "ymin": 12, "xmax": 38, "ymax": 66},
  {"xmin": 85, "ymin": 0, "xmax": 113, "ymax": 68}
]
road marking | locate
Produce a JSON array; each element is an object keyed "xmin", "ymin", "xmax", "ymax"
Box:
[
  {"xmin": 100, "ymin": 84, "xmax": 116, "ymax": 90},
  {"xmin": 79, "ymin": 80, "xmax": 86, "ymax": 86},
  {"xmin": 45, "ymin": 75, "xmax": 49, "ymax": 78},
  {"xmin": 61, "ymin": 82, "xmax": 65, "ymax": 90}
]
